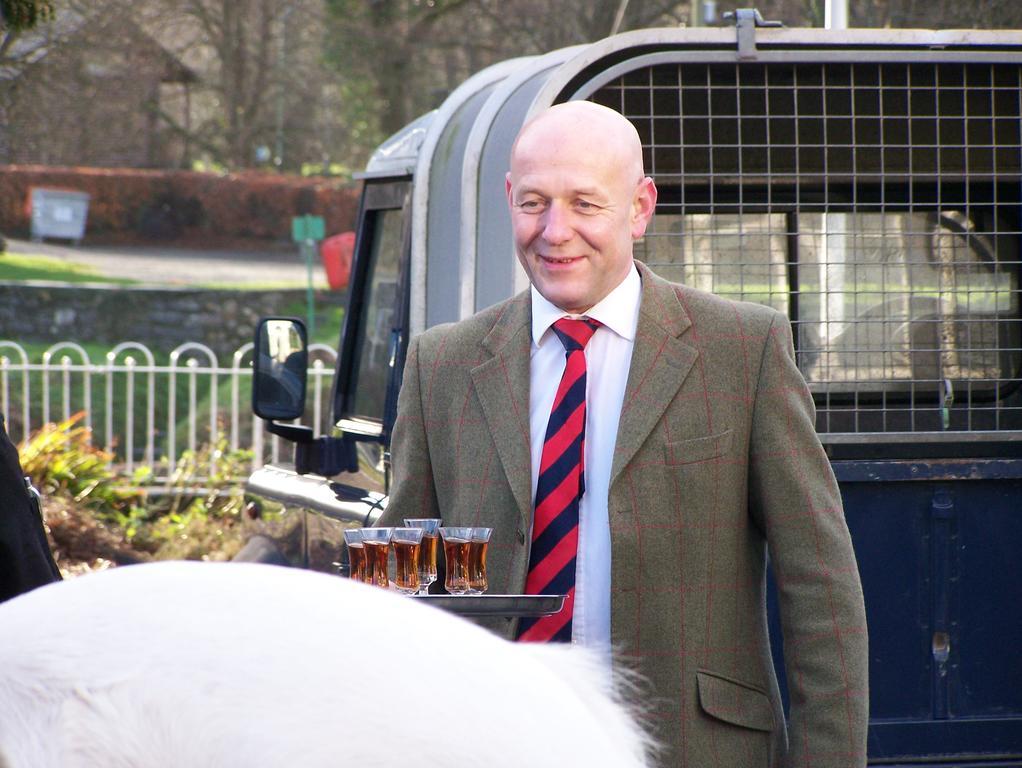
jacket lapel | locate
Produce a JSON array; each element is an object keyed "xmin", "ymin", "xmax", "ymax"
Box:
[
  {"xmin": 470, "ymin": 294, "xmax": 534, "ymax": 531},
  {"xmin": 611, "ymin": 262, "xmax": 698, "ymax": 488},
  {"xmin": 468, "ymin": 267, "xmax": 698, "ymax": 525}
]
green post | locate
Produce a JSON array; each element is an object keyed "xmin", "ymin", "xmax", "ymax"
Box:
[
  {"xmin": 302, "ymin": 239, "xmax": 316, "ymax": 338},
  {"xmin": 291, "ymin": 215, "xmax": 325, "ymax": 339}
]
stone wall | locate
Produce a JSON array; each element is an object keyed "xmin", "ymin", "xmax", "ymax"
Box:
[{"xmin": 0, "ymin": 281, "xmax": 345, "ymax": 359}]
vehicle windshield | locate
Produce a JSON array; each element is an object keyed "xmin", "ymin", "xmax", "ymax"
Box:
[{"xmin": 348, "ymin": 207, "xmax": 404, "ymax": 422}]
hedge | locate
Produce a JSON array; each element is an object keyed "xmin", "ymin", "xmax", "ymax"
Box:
[{"xmin": 0, "ymin": 165, "xmax": 361, "ymax": 244}]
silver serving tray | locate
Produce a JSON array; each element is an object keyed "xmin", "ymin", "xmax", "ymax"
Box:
[{"xmin": 410, "ymin": 594, "xmax": 566, "ymax": 617}]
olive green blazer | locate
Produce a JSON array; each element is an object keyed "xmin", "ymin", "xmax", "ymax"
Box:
[{"xmin": 379, "ymin": 262, "xmax": 868, "ymax": 767}]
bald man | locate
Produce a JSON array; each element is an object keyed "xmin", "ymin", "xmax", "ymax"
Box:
[{"xmin": 377, "ymin": 102, "xmax": 868, "ymax": 767}]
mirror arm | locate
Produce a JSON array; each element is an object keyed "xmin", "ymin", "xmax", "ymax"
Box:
[
  {"xmin": 265, "ymin": 422, "xmax": 315, "ymax": 443},
  {"xmin": 264, "ymin": 421, "xmax": 359, "ymax": 476},
  {"xmin": 307, "ymin": 434, "xmax": 360, "ymax": 476}
]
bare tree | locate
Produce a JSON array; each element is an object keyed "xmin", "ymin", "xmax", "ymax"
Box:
[
  {"xmin": 851, "ymin": 0, "xmax": 1022, "ymax": 28},
  {"xmin": 322, "ymin": 0, "xmax": 692, "ymax": 165},
  {"xmin": 119, "ymin": 0, "xmax": 343, "ymax": 172},
  {"xmin": 149, "ymin": 0, "xmax": 291, "ymax": 168},
  {"xmin": 10, "ymin": 0, "xmax": 1021, "ymax": 174}
]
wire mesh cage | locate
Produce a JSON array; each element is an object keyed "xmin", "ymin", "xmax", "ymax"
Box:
[{"xmin": 593, "ymin": 58, "xmax": 1022, "ymax": 437}]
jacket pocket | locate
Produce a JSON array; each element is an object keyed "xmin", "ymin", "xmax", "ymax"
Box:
[
  {"xmin": 696, "ymin": 669, "xmax": 775, "ymax": 732},
  {"xmin": 664, "ymin": 429, "xmax": 733, "ymax": 466}
]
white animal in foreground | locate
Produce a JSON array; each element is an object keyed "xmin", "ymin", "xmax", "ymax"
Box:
[{"xmin": 0, "ymin": 561, "xmax": 655, "ymax": 767}]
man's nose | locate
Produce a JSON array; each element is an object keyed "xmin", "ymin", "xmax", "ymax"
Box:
[{"xmin": 540, "ymin": 203, "xmax": 572, "ymax": 245}]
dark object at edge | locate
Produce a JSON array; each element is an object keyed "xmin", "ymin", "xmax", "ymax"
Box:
[{"xmin": 0, "ymin": 414, "xmax": 61, "ymax": 603}]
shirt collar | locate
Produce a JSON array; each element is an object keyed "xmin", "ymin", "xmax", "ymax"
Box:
[{"xmin": 530, "ymin": 263, "xmax": 642, "ymax": 347}]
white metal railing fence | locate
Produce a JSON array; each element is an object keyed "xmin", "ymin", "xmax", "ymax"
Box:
[{"xmin": 0, "ymin": 340, "xmax": 337, "ymax": 481}]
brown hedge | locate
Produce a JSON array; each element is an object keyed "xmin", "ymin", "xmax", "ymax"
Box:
[{"xmin": 0, "ymin": 165, "xmax": 361, "ymax": 244}]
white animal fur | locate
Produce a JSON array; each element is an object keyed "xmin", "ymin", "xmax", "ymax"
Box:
[{"xmin": 0, "ymin": 561, "xmax": 654, "ymax": 767}]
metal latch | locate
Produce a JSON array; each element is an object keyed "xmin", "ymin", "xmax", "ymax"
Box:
[
  {"xmin": 24, "ymin": 475, "xmax": 41, "ymax": 500},
  {"xmin": 24, "ymin": 476, "xmax": 44, "ymax": 507},
  {"xmin": 932, "ymin": 631, "xmax": 951, "ymax": 667},
  {"xmin": 24, "ymin": 476, "xmax": 44, "ymax": 519},
  {"xmin": 724, "ymin": 8, "xmax": 784, "ymax": 59},
  {"xmin": 940, "ymin": 378, "xmax": 954, "ymax": 430}
]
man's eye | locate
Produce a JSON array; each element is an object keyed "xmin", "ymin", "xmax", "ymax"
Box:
[
  {"xmin": 519, "ymin": 199, "xmax": 544, "ymax": 211},
  {"xmin": 576, "ymin": 200, "xmax": 597, "ymax": 210}
]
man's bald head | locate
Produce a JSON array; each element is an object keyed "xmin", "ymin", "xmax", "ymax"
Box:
[{"xmin": 510, "ymin": 101, "xmax": 647, "ymax": 185}]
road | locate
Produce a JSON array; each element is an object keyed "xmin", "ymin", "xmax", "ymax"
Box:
[{"xmin": 5, "ymin": 238, "xmax": 326, "ymax": 288}]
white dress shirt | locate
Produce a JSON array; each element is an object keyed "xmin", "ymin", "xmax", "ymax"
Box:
[{"xmin": 528, "ymin": 264, "xmax": 641, "ymax": 658}]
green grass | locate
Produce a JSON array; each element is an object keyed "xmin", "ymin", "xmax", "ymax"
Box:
[
  {"xmin": 279, "ymin": 300, "xmax": 346, "ymax": 346},
  {"xmin": 1, "ymin": 251, "xmax": 138, "ymax": 285},
  {"xmin": 200, "ymin": 279, "xmax": 320, "ymax": 291},
  {"xmin": 3, "ymin": 249, "xmax": 334, "ymax": 291}
]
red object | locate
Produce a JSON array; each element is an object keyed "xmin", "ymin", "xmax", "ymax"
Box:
[{"xmin": 319, "ymin": 231, "xmax": 355, "ymax": 290}]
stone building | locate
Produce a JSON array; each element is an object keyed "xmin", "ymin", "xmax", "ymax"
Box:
[{"xmin": 0, "ymin": 11, "xmax": 197, "ymax": 168}]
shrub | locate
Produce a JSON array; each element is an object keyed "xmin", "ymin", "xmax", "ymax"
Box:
[
  {"xmin": 130, "ymin": 437, "xmax": 254, "ymax": 561},
  {"xmin": 21, "ymin": 415, "xmax": 257, "ymax": 568},
  {"xmin": 18, "ymin": 412, "xmax": 141, "ymax": 515},
  {"xmin": 0, "ymin": 165, "xmax": 360, "ymax": 243}
]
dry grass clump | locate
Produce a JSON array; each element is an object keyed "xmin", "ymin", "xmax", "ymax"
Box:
[
  {"xmin": 22, "ymin": 414, "xmax": 255, "ymax": 576},
  {"xmin": 42, "ymin": 495, "xmax": 146, "ymax": 578}
]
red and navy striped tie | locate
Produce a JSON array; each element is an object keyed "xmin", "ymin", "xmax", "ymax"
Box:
[{"xmin": 518, "ymin": 316, "xmax": 601, "ymax": 643}]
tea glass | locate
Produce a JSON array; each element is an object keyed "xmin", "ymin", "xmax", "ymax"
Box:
[
  {"xmin": 342, "ymin": 528, "xmax": 367, "ymax": 583},
  {"xmin": 391, "ymin": 527, "xmax": 425, "ymax": 594},
  {"xmin": 438, "ymin": 527, "xmax": 473, "ymax": 595},
  {"xmin": 467, "ymin": 527, "xmax": 492, "ymax": 594},
  {"xmin": 402, "ymin": 518, "xmax": 442, "ymax": 594},
  {"xmin": 360, "ymin": 527, "xmax": 393, "ymax": 588}
]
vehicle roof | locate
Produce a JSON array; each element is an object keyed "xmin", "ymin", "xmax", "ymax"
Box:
[{"xmin": 360, "ymin": 24, "xmax": 1022, "ymax": 335}]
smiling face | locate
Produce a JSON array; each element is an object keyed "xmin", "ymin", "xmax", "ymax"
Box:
[{"xmin": 506, "ymin": 102, "xmax": 657, "ymax": 314}]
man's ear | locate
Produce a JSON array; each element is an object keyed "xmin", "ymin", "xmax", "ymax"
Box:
[
  {"xmin": 630, "ymin": 177, "xmax": 658, "ymax": 239},
  {"xmin": 506, "ymin": 173, "xmax": 514, "ymax": 209}
]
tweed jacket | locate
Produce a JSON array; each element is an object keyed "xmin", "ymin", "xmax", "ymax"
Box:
[{"xmin": 378, "ymin": 262, "xmax": 869, "ymax": 767}]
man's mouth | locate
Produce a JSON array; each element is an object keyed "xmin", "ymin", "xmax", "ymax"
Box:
[{"xmin": 540, "ymin": 255, "xmax": 581, "ymax": 265}]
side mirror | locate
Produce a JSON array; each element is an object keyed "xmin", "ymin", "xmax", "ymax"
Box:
[
  {"xmin": 252, "ymin": 316, "xmax": 358, "ymax": 477},
  {"xmin": 253, "ymin": 317, "xmax": 308, "ymax": 421},
  {"xmin": 250, "ymin": 317, "xmax": 355, "ymax": 478}
]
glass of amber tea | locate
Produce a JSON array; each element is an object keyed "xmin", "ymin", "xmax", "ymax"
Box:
[
  {"xmin": 467, "ymin": 527, "xmax": 492, "ymax": 594},
  {"xmin": 342, "ymin": 528, "xmax": 367, "ymax": 583},
  {"xmin": 391, "ymin": 527, "xmax": 425, "ymax": 594},
  {"xmin": 360, "ymin": 527, "xmax": 393, "ymax": 588},
  {"xmin": 438, "ymin": 527, "xmax": 473, "ymax": 595},
  {"xmin": 402, "ymin": 518, "xmax": 441, "ymax": 594}
]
